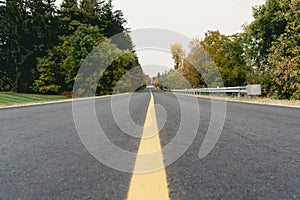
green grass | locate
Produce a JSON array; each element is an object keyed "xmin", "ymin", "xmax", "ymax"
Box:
[{"xmin": 0, "ymin": 92, "xmax": 69, "ymax": 106}]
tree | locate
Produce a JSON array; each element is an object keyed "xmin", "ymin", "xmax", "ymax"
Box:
[
  {"xmin": 98, "ymin": 52, "xmax": 143, "ymax": 95},
  {"xmin": 242, "ymin": 0, "xmax": 300, "ymax": 98},
  {"xmin": 0, "ymin": 1, "xmax": 12, "ymax": 91},
  {"xmin": 34, "ymin": 24, "xmax": 138, "ymax": 95},
  {"xmin": 187, "ymin": 38, "xmax": 222, "ymax": 88},
  {"xmin": 34, "ymin": 25, "xmax": 105, "ymax": 94},
  {"xmin": 200, "ymin": 31, "xmax": 249, "ymax": 87},
  {"xmin": 24, "ymin": 0, "xmax": 59, "ymax": 90},
  {"xmin": 267, "ymin": 0, "xmax": 300, "ymax": 99},
  {"xmin": 97, "ymin": 0, "xmax": 134, "ymax": 50},
  {"xmin": 98, "ymin": 0, "xmax": 126, "ymax": 37},
  {"xmin": 79, "ymin": 0, "xmax": 102, "ymax": 26},
  {"xmin": 3, "ymin": 0, "xmax": 30, "ymax": 92},
  {"xmin": 1, "ymin": 0, "xmax": 136, "ymax": 95},
  {"xmin": 244, "ymin": 0, "xmax": 287, "ymax": 69},
  {"xmin": 0, "ymin": 0, "xmax": 59, "ymax": 92},
  {"xmin": 161, "ymin": 69, "xmax": 190, "ymax": 89},
  {"xmin": 33, "ymin": 44, "xmax": 67, "ymax": 94},
  {"xmin": 63, "ymin": 25, "xmax": 104, "ymax": 88},
  {"xmin": 170, "ymin": 43, "xmax": 184, "ymax": 70},
  {"xmin": 58, "ymin": 0, "xmax": 81, "ymax": 36},
  {"xmin": 34, "ymin": 56, "xmax": 61, "ymax": 94},
  {"xmin": 177, "ymin": 58, "xmax": 204, "ymax": 88}
]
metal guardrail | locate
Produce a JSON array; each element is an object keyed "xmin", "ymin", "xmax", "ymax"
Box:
[{"xmin": 171, "ymin": 84, "xmax": 261, "ymax": 98}]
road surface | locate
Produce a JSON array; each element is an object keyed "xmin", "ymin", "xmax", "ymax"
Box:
[{"xmin": 1, "ymin": 91, "xmax": 299, "ymax": 199}]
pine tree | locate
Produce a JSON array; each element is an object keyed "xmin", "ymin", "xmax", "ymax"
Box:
[
  {"xmin": 4, "ymin": 0, "xmax": 30, "ymax": 92},
  {"xmin": 1, "ymin": 0, "xmax": 59, "ymax": 92},
  {"xmin": 98, "ymin": 0, "xmax": 125, "ymax": 37},
  {"xmin": 23, "ymin": 0, "xmax": 59, "ymax": 92},
  {"xmin": 58, "ymin": 0, "xmax": 81, "ymax": 36},
  {"xmin": 0, "ymin": 1, "xmax": 12, "ymax": 90},
  {"xmin": 79, "ymin": 0, "xmax": 102, "ymax": 26}
]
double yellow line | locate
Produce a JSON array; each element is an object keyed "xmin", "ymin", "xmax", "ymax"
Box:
[{"xmin": 127, "ymin": 91, "xmax": 170, "ymax": 200}]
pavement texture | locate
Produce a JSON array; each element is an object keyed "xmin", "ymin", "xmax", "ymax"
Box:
[{"xmin": 1, "ymin": 90, "xmax": 299, "ymax": 199}]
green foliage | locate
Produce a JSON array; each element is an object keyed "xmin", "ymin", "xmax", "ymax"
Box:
[
  {"xmin": 34, "ymin": 56, "xmax": 61, "ymax": 94},
  {"xmin": 58, "ymin": 0, "xmax": 82, "ymax": 36},
  {"xmin": 198, "ymin": 31, "xmax": 249, "ymax": 87},
  {"xmin": 0, "ymin": 0, "xmax": 60, "ymax": 92},
  {"xmin": 0, "ymin": 3, "xmax": 12, "ymax": 91},
  {"xmin": 243, "ymin": 0, "xmax": 300, "ymax": 99},
  {"xmin": 162, "ymin": 70, "xmax": 190, "ymax": 89},
  {"xmin": 98, "ymin": 0, "xmax": 126, "ymax": 37},
  {"xmin": 3, "ymin": 0, "xmax": 297, "ymax": 100},
  {"xmin": 187, "ymin": 38, "xmax": 223, "ymax": 88},
  {"xmin": 97, "ymin": 50, "xmax": 139, "ymax": 95},
  {"xmin": 111, "ymin": 65, "xmax": 146, "ymax": 94},
  {"xmin": 267, "ymin": 0, "xmax": 300, "ymax": 100},
  {"xmin": 80, "ymin": 0, "xmax": 102, "ymax": 25},
  {"xmin": 62, "ymin": 25, "xmax": 104, "ymax": 89},
  {"xmin": 1, "ymin": 0, "xmax": 139, "ymax": 96},
  {"xmin": 244, "ymin": 0, "xmax": 287, "ymax": 68},
  {"xmin": 34, "ymin": 24, "xmax": 140, "ymax": 96},
  {"xmin": 178, "ymin": 58, "xmax": 204, "ymax": 88},
  {"xmin": 168, "ymin": 32, "xmax": 249, "ymax": 89}
]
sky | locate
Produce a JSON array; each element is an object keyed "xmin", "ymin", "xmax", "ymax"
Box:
[
  {"xmin": 113, "ymin": 0, "xmax": 265, "ymax": 38},
  {"xmin": 56, "ymin": 0, "xmax": 266, "ymax": 77}
]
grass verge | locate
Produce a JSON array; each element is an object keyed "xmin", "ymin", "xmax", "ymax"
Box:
[{"xmin": 0, "ymin": 92, "xmax": 69, "ymax": 106}]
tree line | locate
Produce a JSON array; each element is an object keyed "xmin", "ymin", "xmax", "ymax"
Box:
[
  {"xmin": 0, "ymin": 0, "xmax": 146, "ymax": 95},
  {"xmin": 158, "ymin": 0, "xmax": 299, "ymax": 100}
]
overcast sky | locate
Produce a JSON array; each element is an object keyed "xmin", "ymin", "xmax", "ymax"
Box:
[
  {"xmin": 56, "ymin": 0, "xmax": 266, "ymax": 77},
  {"xmin": 113, "ymin": 0, "xmax": 265, "ymax": 38}
]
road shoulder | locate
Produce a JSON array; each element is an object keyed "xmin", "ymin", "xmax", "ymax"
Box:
[{"xmin": 169, "ymin": 92, "xmax": 300, "ymax": 108}]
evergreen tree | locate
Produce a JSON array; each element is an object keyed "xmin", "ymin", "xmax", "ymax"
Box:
[
  {"xmin": 4, "ymin": 0, "xmax": 30, "ymax": 92},
  {"xmin": 79, "ymin": 0, "xmax": 102, "ymax": 26},
  {"xmin": 98, "ymin": 0, "xmax": 125, "ymax": 37},
  {"xmin": 23, "ymin": 0, "xmax": 59, "ymax": 91},
  {"xmin": 58, "ymin": 0, "xmax": 81, "ymax": 36},
  {"xmin": 1, "ymin": 0, "xmax": 59, "ymax": 92},
  {"xmin": 0, "ymin": 1, "xmax": 12, "ymax": 90}
]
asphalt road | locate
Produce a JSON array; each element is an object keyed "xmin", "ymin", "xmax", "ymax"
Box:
[{"xmin": 1, "ymin": 91, "xmax": 299, "ymax": 199}]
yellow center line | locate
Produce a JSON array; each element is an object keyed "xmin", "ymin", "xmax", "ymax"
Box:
[{"xmin": 127, "ymin": 91, "xmax": 170, "ymax": 200}]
